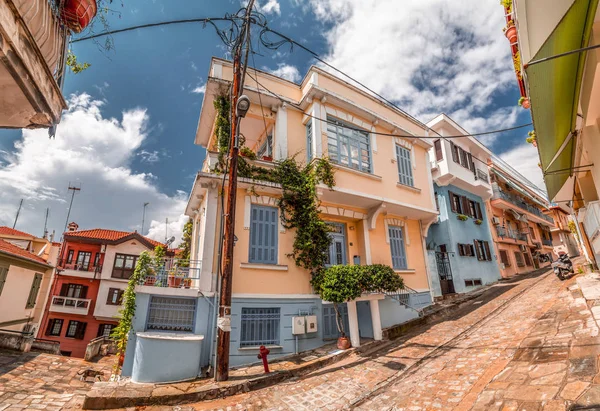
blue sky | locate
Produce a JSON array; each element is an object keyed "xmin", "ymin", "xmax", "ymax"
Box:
[{"xmin": 0, "ymin": 0, "xmax": 540, "ymax": 243}]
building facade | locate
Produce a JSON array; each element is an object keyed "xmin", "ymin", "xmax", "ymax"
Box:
[
  {"xmin": 122, "ymin": 57, "xmax": 439, "ymax": 378},
  {"xmin": 546, "ymin": 207, "xmax": 580, "ymax": 258},
  {"xmin": 487, "ymin": 158, "xmax": 556, "ymax": 278},
  {"xmin": 425, "ymin": 115, "xmax": 501, "ymax": 297},
  {"xmin": 39, "ymin": 223, "xmax": 162, "ymax": 357}
]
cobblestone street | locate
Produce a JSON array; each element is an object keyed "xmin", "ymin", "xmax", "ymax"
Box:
[
  {"xmin": 182, "ymin": 269, "xmax": 600, "ymax": 411},
  {"xmin": 0, "ymin": 350, "xmax": 113, "ymax": 410}
]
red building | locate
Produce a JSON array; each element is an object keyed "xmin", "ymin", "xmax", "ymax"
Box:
[{"xmin": 39, "ymin": 222, "xmax": 162, "ymax": 357}]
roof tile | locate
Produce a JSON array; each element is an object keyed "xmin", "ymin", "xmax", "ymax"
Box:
[
  {"xmin": 0, "ymin": 226, "xmax": 35, "ymax": 239},
  {"xmin": 64, "ymin": 229, "xmax": 164, "ymax": 248},
  {"xmin": 0, "ymin": 239, "xmax": 49, "ymax": 266}
]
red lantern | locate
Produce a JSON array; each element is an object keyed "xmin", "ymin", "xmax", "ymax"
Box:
[{"xmin": 61, "ymin": 0, "xmax": 98, "ymax": 33}]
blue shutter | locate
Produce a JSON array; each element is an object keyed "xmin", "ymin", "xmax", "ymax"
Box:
[
  {"xmin": 306, "ymin": 121, "xmax": 313, "ymax": 161},
  {"xmin": 389, "ymin": 226, "xmax": 407, "ymax": 269},
  {"xmin": 396, "ymin": 145, "xmax": 414, "ymax": 187},
  {"xmin": 249, "ymin": 205, "xmax": 278, "ymax": 264}
]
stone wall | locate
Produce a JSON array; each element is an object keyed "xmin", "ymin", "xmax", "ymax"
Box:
[{"xmin": 0, "ymin": 330, "xmax": 33, "ymax": 352}]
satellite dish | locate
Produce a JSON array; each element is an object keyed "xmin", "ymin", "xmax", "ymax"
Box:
[{"xmin": 166, "ymin": 236, "xmax": 176, "ymax": 246}]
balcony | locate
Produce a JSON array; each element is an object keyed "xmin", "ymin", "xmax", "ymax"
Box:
[
  {"xmin": 491, "ymin": 187, "xmax": 554, "ymax": 225},
  {"xmin": 49, "ymin": 295, "xmax": 91, "ymax": 315},
  {"xmin": 0, "ymin": 0, "xmax": 68, "ymax": 128},
  {"xmin": 433, "ymin": 160, "xmax": 492, "ymax": 200},
  {"xmin": 542, "ymin": 239, "xmax": 553, "ymax": 247},
  {"xmin": 495, "ymin": 226, "xmax": 528, "ymax": 243},
  {"xmin": 136, "ymin": 259, "xmax": 203, "ymax": 292},
  {"xmin": 475, "ymin": 169, "xmax": 489, "ymax": 183},
  {"xmin": 58, "ymin": 259, "xmax": 102, "ymax": 278}
]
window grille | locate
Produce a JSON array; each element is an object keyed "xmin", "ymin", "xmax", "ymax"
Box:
[
  {"xmin": 146, "ymin": 296, "xmax": 196, "ymax": 332},
  {"xmin": 326, "ymin": 116, "xmax": 371, "ymax": 173},
  {"xmin": 240, "ymin": 307, "xmax": 280, "ymax": 347},
  {"xmin": 396, "ymin": 145, "xmax": 414, "ymax": 187}
]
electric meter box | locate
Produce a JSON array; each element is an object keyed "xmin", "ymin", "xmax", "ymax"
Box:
[
  {"xmin": 292, "ymin": 316, "xmax": 306, "ymax": 335},
  {"xmin": 305, "ymin": 315, "xmax": 318, "ymax": 333}
]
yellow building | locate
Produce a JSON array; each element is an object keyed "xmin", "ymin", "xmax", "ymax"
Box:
[{"xmin": 183, "ymin": 58, "xmax": 438, "ymax": 365}]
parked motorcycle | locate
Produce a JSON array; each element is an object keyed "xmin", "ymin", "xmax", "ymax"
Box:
[{"xmin": 552, "ymin": 254, "xmax": 574, "ymax": 280}]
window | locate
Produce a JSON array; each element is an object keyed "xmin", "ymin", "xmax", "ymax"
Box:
[
  {"xmin": 45, "ymin": 319, "xmax": 63, "ymax": 337},
  {"xmin": 93, "ymin": 252, "xmax": 101, "ymax": 268},
  {"xmin": 60, "ymin": 283, "xmax": 88, "ymax": 299},
  {"xmin": 240, "ymin": 307, "xmax": 280, "ymax": 348},
  {"xmin": 523, "ymin": 252, "xmax": 533, "ymax": 266},
  {"xmin": 396, "ymin": 145, "xmax": 414, "ymax": 187},
  {"xmin": 529, "ymin": 226, "xmax": 536, "ymax": 239},
  {"xmin": 112, "ymin": 254, "xmax": 138, "ymax": 279},
  {"xmin": 450, "ymin": 142, "xmax": 475, "ymax": 172},
  {"xmin": 257, "ymin": 134, "xmax": 273, "ymax": 159},
  {"xmin": 76, "ymin": 251, "xmax": 92, "ymax": 270},
  {"xmin": 26, "ymin": 273, "xmax": 43, "ymax": 309},
  {"xmin": 97, "ymin": 323, "xmax": 115, "ymax": 338},
  {"xmin": 499, "ymin": 250, "xmax": 511, "ymax": 267},
  {"xmin": 326, "ymin": 116, "xmax": 372, "ymax": 173},
  {"xmin": 458, "ymin": 243, "xmax": 475, "ymax": 257},
  {"xmin": 0, "ymin": 266, "xmax": 7, "ymax": 296},
  {"xmin": 66, "ymin": 249, "xmax": 74, "ymax": 264},
  {"xmin": 449, "ymin": 192, "xmax": 463, "ymax": 214},
  {"xmin": 474, "ymin": 240, "xmax": 492, "ymax": 261},
  {"xmin": 473, "ymin": 279, "xmax": 482, "ymax": 286},
  {"xmin": 249, "ymin": 205, "xmax": 278, "ymax": 264},
  {"xmin": 106, "ymin": 288, "xmax": 124, "ymax": 305},
  {"xmin": 325, "ymin": 223, "xmax": 347, "ymax": 266},
  {"xmin": 65, "ymin": 320, "xmax": 87, "ymax": 339},
  {"xmin": 146, "ymin": 296, "xmax": 196, "ymax": 332},
  {"xmin": 306, "ymin": 121, "xmax": 313, "ymax": 161},
  {"xmin": 449, "ymin": 192, "xmax": 482, "ymax": 219},
  {"xmin": 514, "ymin": 251, "xmax": 525, "ymax": 267},
  {"xmin": 434, "ymin": 139, "xmax": 443, "ymax": 162},
  {"xmin": 389, "ymin": 226, "xmax": 408, "ymax": 270}
]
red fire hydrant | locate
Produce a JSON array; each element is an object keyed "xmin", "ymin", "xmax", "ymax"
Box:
[{"xmin": 257, "ymin": 345, "xmax": 270, "ymax": 373}]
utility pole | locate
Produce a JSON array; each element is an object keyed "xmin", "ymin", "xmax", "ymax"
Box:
[
  {"xmin": 165, "ymin": 217, "xmax": 168, "ymax": 243},
  {"xmin": 63, "ymin": 183, "xmax": 81, "ymax": 235},
  {"xmin": 141, "ymin": 202, "xmax": 149, "ymax": 234},
  {"xmin": 12, "ymin": 199, "xmax": 23, "ymax": 229},
  {"xmin": 43, "ymin": 208, "xmax": 50, "ymax": 238},
  {"xmin": 216, "ymin": 0, "xmax": 255, "ymax": 382}
]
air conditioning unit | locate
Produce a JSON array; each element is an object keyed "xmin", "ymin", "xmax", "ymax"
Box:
[
  {"xmin": 305, "ymin": 315, "xmax": 318, "ymax": 333},
  {"xmin": 492, "ymin": 217, "xmax": 501, "ymax": 225},
  {"xmin": 292, "ymin": 316, "xmax": 306, "ymax": 335}
]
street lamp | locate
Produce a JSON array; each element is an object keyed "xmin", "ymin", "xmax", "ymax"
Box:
[{"xmin": 236, "ymin": 95, "xmax": 250, "ymax": 118}]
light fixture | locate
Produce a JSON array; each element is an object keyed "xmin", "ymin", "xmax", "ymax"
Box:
[{"xmin": 236, "ymin": 95, "xmax": 251, "ymax": 118}]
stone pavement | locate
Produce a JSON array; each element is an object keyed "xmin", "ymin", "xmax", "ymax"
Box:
[
  {"xmin": 0, "ymin": 350, "xmax": 113, "ymax": 410},
  {"xmin": 163, "ymin": 268, "xmax": 582, "ymax": 410}
]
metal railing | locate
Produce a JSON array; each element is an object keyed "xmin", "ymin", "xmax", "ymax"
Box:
[
  {"xmin": 58, "ymin": 259, "xmax": 102, "ymax": 274},
  {"xmin": 51, "ymin": 295, "xmax": 91, "ymax": 310},
  {"xmin": 475, "ymin": 169, "xmax": 489, "ymax": 183},
  {"xmin": 139, "ymin": 258, "xmax": 203, "ymax": 289},
  {"xmin": 379, "ymin": 286, "xmax": 428, "ymax": 316},
  {"xmin": 492, "ymin": 187, "xmax": 554, "ymax": 224}
]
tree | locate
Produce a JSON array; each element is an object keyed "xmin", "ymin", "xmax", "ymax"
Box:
[
  {"xmin": 312, "ymin": 264, "xmax": 403, "ymax": 337},
  {"xmin": 179, "ymin": 218, "xmax": 193, "ymax": 261}
]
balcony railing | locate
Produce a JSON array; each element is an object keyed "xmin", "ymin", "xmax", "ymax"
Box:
[
  {"xmin": 50, "ymin": 296, "xmax": 91, "ymax": 314},
  {"xmin": 58, "ymin": 259, "xmax": 102, "ymax": 274},
  {"xmin": 475, "ymin": 169, "xmax": 489, "ymax": 183},
  {"xmin": 138, "ymin": 259, "xmax": 203, "ymax": 289},
  {"xmin": 492, "ymin": 188, "xmax": 554, "ymax": 224},
  {"xmin": 517, "ymin": 233, "xmax": 528, "ymax": 242},
  {"xmin": 542, "ymin": 239, "xmax": 553, "ymax": 247}
]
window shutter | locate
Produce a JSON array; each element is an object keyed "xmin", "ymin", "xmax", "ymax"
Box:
[
  {"xmin": 434, "ymin": 139, "xmax": 443, "ymax": 161},
  {"xmin": 80, "ymin": 285, "xmax": 88, "ymax": 299},
  {"xmin": 483, "ymin": 241, "xmax": 492, "ymax": 261},
  {"xmin": 0, "ymin": 266, "xmax": 7, "ymax": 296},
  {"xmin": 458, "ymin": 244, "xmax": 464, "ymax": 256},
  {"xmin": 467, "ymin": 152, "xmax": 475, "ymax": 172},
  {"xmin": 474, "ymin": 240, "xmax": 482, "ymax": 260},
  {"xmin": 396, "ymin": 145, "xmax": 414, "ymax": 187},
  {"xmin": 389, "ymin": 226, "xmax": 408, "ymax": 269},
  {"xmin": 475, "ymin": 203, "xmax": 483, "ymax": 220},
  {"xmin": 461, "ymin": 196, "xmax": 470, "ymax": 216},
  {"xmin": 449, "ymin": 192, "xmax": 457, "ymax": 213},
  {"xmin": 26, "ymin": 273, "xmax": 43, "ymax": 309},
  {"xmin": 45, "ymin": 319, "xmax": 54, "ymax": 336},
  {"xmin": 306, "ymin": 121, "xmax": 313, "ymax": 161},
  {"xmin": 249, "ymin": 205, "xmax": 278, "ymax": 264},
  {"xmin": 451, "ymin": 143, "xmax": 459, "ymax": 163},
  {"xmin": 469, "ymin": 245, "xmax": 475, "ymax": 256},
  {"xmin": 60, "ymin": 283, "xmax": 68, "ymax": 297},
  {"xmin": 75, "ymin": 322, "xmax": 87, "ymax": 340}
]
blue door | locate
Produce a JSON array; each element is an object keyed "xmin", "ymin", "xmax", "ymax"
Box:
[
  {"xmin": 325, "ymin": 223, "xmax": 347, "ymax": 266},
  {"xmin": 322, "ymin": 304, "xmax": 350, "ymax": 340}
]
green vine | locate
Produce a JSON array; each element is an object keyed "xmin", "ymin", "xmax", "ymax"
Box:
[
  {"xmin": 178, "ymin": 219, "xmax": 193, "ymax": 267},
  {"xmin": 111, "ymin": 249, "xmax": 154, "ymax": 371}
]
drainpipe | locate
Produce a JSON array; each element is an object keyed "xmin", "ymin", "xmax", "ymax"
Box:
[{"xmin": 419, "ymin": 220, "xmax": 435, "ymax": 302}]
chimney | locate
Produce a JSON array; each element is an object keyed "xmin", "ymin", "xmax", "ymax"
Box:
[
  {"xmin": 67, "ymin": 222, "xmax": 79, "ymax": 232},
  {"xmin": 50, "ymin": 230, "xmax": 55, "ymax": 242}
]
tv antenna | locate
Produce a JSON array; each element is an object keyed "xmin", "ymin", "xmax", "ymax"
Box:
[
  {"xmin": 12, "ymin": 199, "xmax": 23, "ymax": 229},
  {"xmin": 141, "ymin": 202, "xmax": 150, "ymax": 234},
  {"xmin": 43, "ymin": 208, "xmax": 50, "ymax": 238},
  {"xmin": 63, "ymin": 183, "xmax": 81, "ymax": 234}
]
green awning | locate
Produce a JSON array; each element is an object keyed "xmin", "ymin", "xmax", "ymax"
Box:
[{"xmin": 525, "ymin": 0, "xmax": 599, "ymax": 200}]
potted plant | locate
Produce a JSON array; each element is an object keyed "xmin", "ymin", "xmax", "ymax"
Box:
[
  {"xmin": 504, "ymin": 20, "xmax": 517, "ymax": 44},
  {"xmin": 167, "ymin": 269, "xmax": 184, "ymax": 288},
  {"xmin": 457, "ymin": 214, "xmax": 469, "ymax": 221},
  {"xmin": 518, "ymin": 96, "xmax": 531, "ymax": 109},
  {"xmin": 240, "ymin": 146, "xmax": 256, "ymax": 160},
  {"xmin": 526, "ymin": 131, "xmax": 537, "ymax": 147},
  {"xmin": 311, "ymin": 264, "xmax": 403, "ymax": 350},
  {"xmin": 474, "ymin": 219, "xmax": 483, "ymax": 225},
  {"xmin": 262, "ymin": 155, "xmax": 273, "ymax": 162},
  {"xmin": 61, "ymin": 0, "xmax": 98, "ymax": 33},
  {"xmin": 500, "ymin": 0, "xmax": 512, "ymax": 11}
]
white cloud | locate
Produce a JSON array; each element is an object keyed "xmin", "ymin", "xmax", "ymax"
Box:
[
  {"xmin": 244, "ymin": 0, "xmax": 281, "ymax": 15},
  {"xmin": 146, "ymin": 214, "xmax": 189, "ymax": 248},
  {"xmin": 191, "ymin": 84, "xmax": 206, "ymax": 94},
  {"xmin": 307, "ymin": 0, "xmax": 516, "ymax": 145},
  {"xmin": 499, "ymin": 143, "xmax": 546, "ymax": 191},
  {"xmin": 266, "ymin": 63, "xmax": 301, "ymax": 83},
  {"xmin": 0, "ymin": 94, "xmax": 187, "ymax": 244},
  {"xmin": 138, "ymin": 150, "xmax": 160, "ymax": 163}
]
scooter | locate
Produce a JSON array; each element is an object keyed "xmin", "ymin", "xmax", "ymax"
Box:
[{"xmin": 552, "ymin": 254, "xmax": 574, "ymax": 280}]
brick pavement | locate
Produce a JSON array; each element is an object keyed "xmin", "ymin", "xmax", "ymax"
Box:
[
  {"xmin": 175, "ymin": 269, "xmax": 579, "ymax": 411},
  {"xmin": 0, "ymin": 350, "xmax": 113, "ymax": 410}
]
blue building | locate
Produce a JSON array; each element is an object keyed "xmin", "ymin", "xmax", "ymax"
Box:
[{"xmin": 425, "ymin": 115, "xmax": 502, "ymax": 297}]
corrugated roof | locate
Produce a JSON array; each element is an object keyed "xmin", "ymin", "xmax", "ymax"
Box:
[
  {"xmin": 0, "ymin": 226, "xmax": 35, "ymax": 239},
  {"xmin": 64, "ymin": 229, "xmax": 163, "ymax": 248},
  {"xmin": 0, "ymin": 239, "xmax": 49, "ymax": 266}
]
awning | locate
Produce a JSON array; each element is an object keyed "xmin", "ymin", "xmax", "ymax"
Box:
[{"xmin": 524, "ymin": 0, "xmax": 599, "ymax": 200}]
